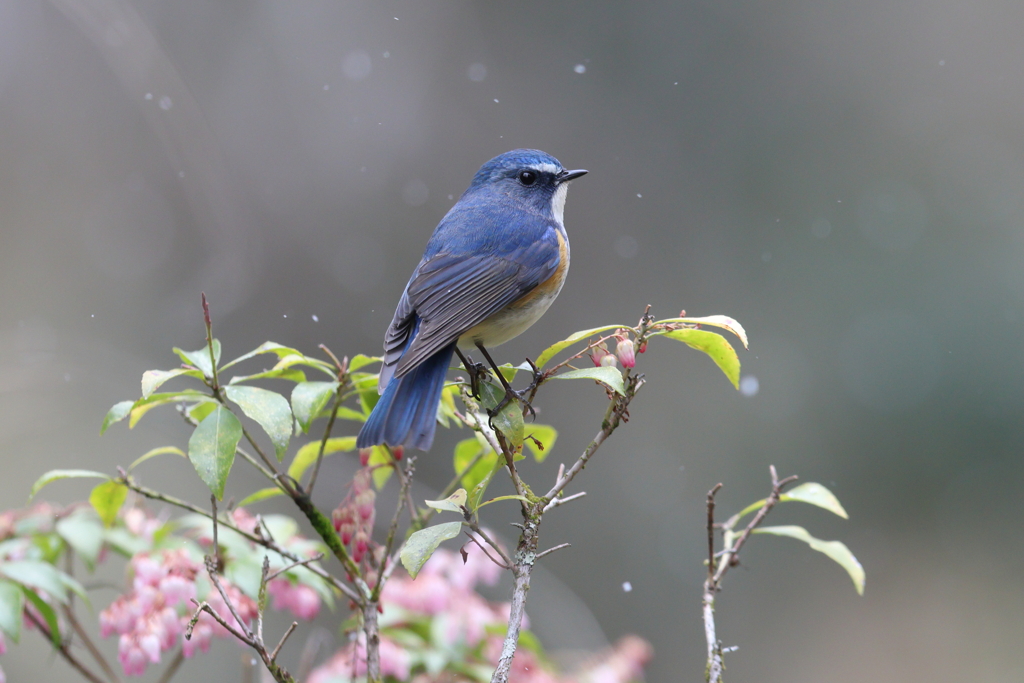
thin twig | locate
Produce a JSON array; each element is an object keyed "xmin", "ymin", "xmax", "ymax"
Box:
[
  {"xmin": 270, "ymin": 622, "xmax": 298, "ymax": 662},
  {"xmin": 25, "ymin": 609, "xmax": 108, "ymax": 683},
  {"xmin": 371, "ymin": 453, "xmax": 416, "ymax": 601},
  {"xmin": 463, "ymin": 531, "xmax": 510, "ymax": 569},
  {"xmin": 535, "ymin": 543, "xmax": 571, "ymax": 560},
  {"xmin": 265, "ymin": 553, "xmax": 326, "ymax": 584},
  {"xmin": 545, "ymin": 491, "xmax": 587, "ymax": 510},
  {"xmin": 155, "ymin": 648, "xmax": 185, "ymax": 683}
]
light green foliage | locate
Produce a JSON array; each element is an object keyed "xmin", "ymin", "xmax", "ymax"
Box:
[
  {"xmin": 551, "ymin": 366, "xmax": 626, "ymax": 395},
  {"xmin": 29, "ymin": 469, "xmax": 109, "ymax": 501},
  {"xmin": 425, "ymin": 489, "xmax": 468, "ymax": 513},
  {"xmin": 753, "ymin": 526, "xmax": 865, "ymax": 595},
  {"xmin": 56, "ymin": 512, "xmax": 105, "ymax": 564},
  {"xmin": 173, "ymin": 340, "xmax": 221, "ymax": 378},
  {"xmin": 0, "ymin": 581, "xmax": 23, "ymax": 643},
  {"xmin": 535, "ymin": 325, "xmax": 626, "ymax": 369},
  {"xmin": 523, "ymin": 425, "xmax": 557, "ymax": 463},
  {"xmin": 127, "ymin": 446, "xmax": 186, "ymax": 472},
  {"xmin": 291, "ymin": 382, "xmax": 340, "ymax": 433},
  {"xmin": 288, "ymin": 436, "xmax": 357, "ymax": 483},
  {"xmin": 401, "ymin": 522, "xmax": 463, "ymax": 579},
  {"xmin": 780, "ymin": 482, "xmax": 849, "ymax": 518},
  {"xmin": 187, "ymin": 406, "xmax": 242, "ymax": 499},
  {"xmin": 478, "ymin": 382, "xmax": 524, "ymax": 449},
  {"xmin": 224, "ymin": 385, "xmax": 293, "ymax": 459},
  {"xmin": 367, "ymin": 445, "xmax": 394, "ymax": 489},
  {"xmin": 659, "ymin": 329, "xmax": 740, "ymax": 389},
  {"xmin": 89, "ymin": 481, "xmax": 129, "ymax": 526}
]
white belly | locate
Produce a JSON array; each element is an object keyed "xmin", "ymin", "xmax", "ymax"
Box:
[{"xmin": 458, "ymin": 286, "xmax": 562, "ymax": 349}]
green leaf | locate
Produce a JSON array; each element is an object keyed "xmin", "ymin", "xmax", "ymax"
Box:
[
  {"xmin": 477, "ymin": 494, "xmax": 530, "ymax": 508},
  {"xmin": 660, "ymin": 328, "xmax": 741, "ymax": 389},
  {"xmin": 127, "ymin": 390, "xmax": 214, "ymax": 428},
  {"xmin": 100, "ymin": 400, "xmax": 134, "ymax": 435},
  {"xmin": 368, "ymin": 446, "xmax": 394, "ymax": 489},
  {"xmin": 336, "ymin": 406, "xmax": 368, "ymax": 422},
  {"xmin": 400, "ymin": 522, "xmax": 463, "ymax": 579},
  {"xmin": 291, "ymin": 382, "xmax": 340, "ymax": 433},
  {"xmin": 523, "ymin": 425, "xmax": 557, "ymax": 463},
  {"xmin": 551, "ymin": 366, "xmax": 625, "ymax": 395},
  {"xmin": 287, "ymin": 437, "xmax": 358, "ymax": 482},
  {"xmin": 173, "ymin": 340, "xmax": 221, "ymax": 378},
  {"xmin": 0, "ymin": 561, "xmax": 71, "ymax": 603},
  {"xmin": 224, "ymin": 386, "xmax": 293, "ymax": 459},
  {"xmin": 424, "ymin": 489, "xmax": 468, "ymax": 513},
  {"xmin": 89, "ymin": 481, "xmax": 129, "ymax": 526},
  {"xmin": 22, "ymin": 587, "xmax": 60, "ymax": 647},
  {"xmin": 535, "ymin": 325, "xmax": 627, "ymax": 369},
  {"xmin": 237, "ymin": 487, "xmax": 286, "ymax": 507},
  {"xmin": 353, "ymin": 373, "xmax": 381, "ymax": 415},
  {"xmin": 29, "ymin": 469, "xmax": 109, "ymax": 501},
  {"xmin": 220, "ymin": 341, "xmax": 304, "ymax": 372},
  {"xmin": 141, "ymin": 368, "xmax": 203, "ymax": 399},
  {"xmin": 229, "ymin": 367, "xmax": 309, "ymax": 385},
  {"xmin": 655, "ymin": 315, "xmax": 749, "ymax": 349},
  {"xmin": 0, "ymin": 580, "xmax": 23, "ymax": 643},
  {"xmin": 453, "ymin": 437, "xmax": 495, "ymax": 491},
  {"xmin": 349, "ymin": 354, "xmax": 381, "ymax": 371},
  {"xmin": 780, "ymin": 482, "xmax": 849, "ymax": 519},
  {"xmin": 188, "ymin": 407, "xmax": 243, "ymax": 500},
  {"xmin": 187, "ymin": 401, "xmax": 217, "ymax": 424},
  {"xmin": 56, "ymin": 514, "xmax": 104, "ymax": 564},
  {"xmin": 127, "ymin": 446, "xmax": 186, "ymax": 472},
  {"xmin": 478, "ymin": 383, "xmax": 524, "ymax": 449},
  {"xmin": 753, "ymin": 525, "xmax": 865, "ymax": 595}
]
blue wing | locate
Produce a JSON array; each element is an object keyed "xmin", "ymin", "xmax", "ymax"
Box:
[{"xmin": 377, "ymin": 201, "xmax": 561, "ymax": 390}]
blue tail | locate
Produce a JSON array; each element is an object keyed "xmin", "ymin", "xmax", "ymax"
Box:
[{"xmin": 357, "ymin": 342, "xmax": 456, "ymax": 451}]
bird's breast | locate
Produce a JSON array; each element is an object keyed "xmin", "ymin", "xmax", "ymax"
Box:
[{"xmin": 459, "ymin": 228, "xmax": 569, "ymax": 349}]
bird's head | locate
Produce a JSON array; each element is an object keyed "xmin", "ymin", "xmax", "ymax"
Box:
[{"xmin": 467, "ymin": 149, "xmax": 587, "ymax": 223}]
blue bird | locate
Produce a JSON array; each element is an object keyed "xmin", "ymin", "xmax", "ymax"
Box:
[{"xmin": 357, "ymin": 149, "xmax": 587, "ymax": 451}]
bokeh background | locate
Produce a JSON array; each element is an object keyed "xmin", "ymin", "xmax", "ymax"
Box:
[{"xmin": 2, "ymin": 0, "xmax": 1023, "ymax": 680}]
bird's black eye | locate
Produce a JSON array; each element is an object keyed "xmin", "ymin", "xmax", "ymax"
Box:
[{"xmin": 518, "ymin": 170, "xmax": 537, "ymax": 186}]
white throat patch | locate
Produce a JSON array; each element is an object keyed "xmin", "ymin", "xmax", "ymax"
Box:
[{"xmin": 551, "ymin": 183, "xmax": 569, "ymax": 226}]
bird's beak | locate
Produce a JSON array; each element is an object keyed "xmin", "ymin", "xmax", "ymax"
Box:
[{"xmin": 557, "ymin": 169, "xmax": 588, "ymax": 183}]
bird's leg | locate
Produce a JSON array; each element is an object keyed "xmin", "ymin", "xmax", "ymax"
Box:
[
  {"xmin": 475, "ymin": 342, "xmax": 537, "ymax": 422},
  {"xmin": 454, "ymin": 347, "xmax": 487, "ymax": 399}
]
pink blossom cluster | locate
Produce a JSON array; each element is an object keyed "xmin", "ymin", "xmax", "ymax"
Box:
[
  {"xmin": 99, "ymin": 548, "xmax": 257, "ymax": 676},
  {"xmin": 308, "ymin": 537, "xmax": 651, "ymax": 683},
  {"xmin": 589, "ymin": 333, "xmax": 641, "ymax": 370},
  {"xmin": 332, "ymin": 466, "xmax": 377, "ymax": 563}
]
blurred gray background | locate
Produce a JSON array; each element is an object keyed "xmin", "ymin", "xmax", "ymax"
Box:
[{"xmin": 2, "ymin": 0, "xmax": 1023, "ymax": 680}]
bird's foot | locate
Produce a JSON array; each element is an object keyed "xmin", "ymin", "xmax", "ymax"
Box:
[
  {"xmin": 460, "ymin": 356, "xmax": 489, "ymax": 399},
  {"xmin": 488, "ymin": 385, "xmax": 536, "ymax": 425}
]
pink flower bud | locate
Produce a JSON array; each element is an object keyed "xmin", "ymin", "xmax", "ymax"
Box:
[
  {"xmin": 358, "ymin": 448, "xmax": 371, "ymax": 466},
  {"xmin": 616, "ymin": 337, "xmax": 636, "ymax": 368},
  {"xmin": 355, "ymin": 489, "xmax": 376, "ymax": 522},
  {"xmin": 600, "ymin": 353, "xmax": 618, "ymax": 368},
  {"xmin": 392, "ymin": 445, "xmax": 404, "ymax": 461},
  {"xmin": 637, "ymin": 339, "xmax": 648, "ymax": 354},
  {"xmin": 352, "ymin": 529, "xmax": 370, "ymax": 563},
  {"xmin": 589, "ymin": 342, "xmax": 612, "ymax": 367}
]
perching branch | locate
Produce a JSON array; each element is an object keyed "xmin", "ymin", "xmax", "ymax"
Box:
[{"xmin": 702, "ymin": 467, "xmax": 798, "ymax": 683}]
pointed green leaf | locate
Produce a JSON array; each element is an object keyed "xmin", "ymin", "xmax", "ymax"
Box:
[
  {"xmin": 29, "ymin": 469, "xmax": 109, "ymax": 501},
  {"xmin": 660, "ymin": 328, "xmax": 741, "ymax": 389},
  {"xmin": 229, "ymin": 368, "xmax": 308, "ymax": 384},
  {"xmin": 349, "ymin": 354, "xmax": 382, "ymax": 371},
  {"xmin": 224, "ymin": 386, "xmax": 293, "ymax": 459},
  {"xmin": 453, "ymin": 437, "xmax": 497, "ymax": 492},
  {"xmin": 288, "ymin": 437, "xmax": 358, "ymax": 482},
  {"xmin": 220, "ymin": 341, "xmax": 304, "ymax": 372},
  {"xmin": 535, "ymin": 325, "xmax": 628, "ymax": 369},
  {"xmin": 127, "ymin": 390, "xmax": 214, "ymax": 428},
  {"xmin": 551, "ymin": 366, "xmax": 626, "ymax": 395},
  {"xmin": 425, "ymin": 489, "xmax": 468, "ymax": 513},
  {"xmin": 523, "ymin": 425, "xmax": 557, "ymax": 463},
  {"xmin": 753, "ymin": 525, "xmax": 865, "ymax": 595},
  {"xmin": 0, "ymin": 580, "xmax": 22, "ymax": 643},
  {"xmin": 237, "ymin": 487, "xmax": 286, "ymax": 507},
  {"xmin": 22, "ymin": 587, "xmax": 60, "ymax": 646},
  {"xmin": 141, "ymin": 368, "xmax": 204, "ymax": 399},
  {"xmin": 100, "ymin": 400, "xmax": 134, "ymax": 435},
  {"xmin": 291, "ymin": 382, "xmax": 340, "ymax": 433},
  {"xmin": 188, "ymin": 406, "xmax": 242, "ymax": 499},
  {"xmin": 478, "ymin": 494, "xmax": 530, "ymax": 508},
  {"xmin": 336, "ymin": 406, "xmax": 368, "ymax": 422},
  {"xmin": 173, "ymin": 340, "xmax": 221, "ymax": 379},
  {"xmin": 478, "ymin": 383, "xmax": 524, "ymax": 449},
  {"xmin": 89, "ymin": 481, "xmax": 129, "ymax": 526},
  {"xmin": 187, "ymin": 401, "xmax": 217, "ymax": 424},
  {"xmin": 127, "ymin": 446, "xmax": 187, "ymax": 472},
  {"xmin": 780, "ymin": 482, "xmax": 849, "ymax": 519},
  {"xmin": 56, "ymin": 514, "xmax": 104, "ymax": 563},
  {"xmin": 400, "ymin": 522, "xmax": 463, "ymax": 578},
  {"xmin": 655, "ymin": 315, "xmax": 749, "ymax": 349}
]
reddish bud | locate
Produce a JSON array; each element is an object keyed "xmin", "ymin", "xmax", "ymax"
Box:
[
  {"xmin": 637, "ymin": 339, "xmax": 648, "ymax": 354},
  {"xmin": 358, "ymin": 448, "xmax": 371, "ymax": 466},
  {"xmin": 356, "ymin": 489, "xmax": 376, "ymax": 522},
  {"xmin": 616, "ymin": 337, "xmax": 636, "ymax": 368},
  {"xmin": 392, "ymin": 445, "xmax": 404, "ymax": 461},
  {"xmin": 352, "ymin": 529, "xmax": 370, "ymax": 563},
  {"xmin": 353, "ymin": 468, "xmax": 372, "ymax": 494}
]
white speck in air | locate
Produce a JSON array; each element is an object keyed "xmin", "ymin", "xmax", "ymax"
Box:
[
  {"xmin": 144, "ymin": 93, "xmax": 153, "ymax": 100},
  {"xmin": 740, "ymin": 375, "xmax": 759, "ymax": 397},
  {"xmin": 312, "ymin": 315, "xmax": 319, "ymax": 322},
  {"xmin": 159, "ymin": 96, "xmax": 172, "ymax": 110},
  {"xmin": 636, "ymin": 193, "xmax": 642, "ymax": 198},
  {"xmin": 493, "ymin": 99, "xmax": 500, "ymax": 103},
  {"xmin": 622, "ymin": 582, "xmax": 632, "ymax": 592},
  {"xmin": 283, "ymin": 314, "xmax": 288, "ymax": 318},
  {"xmin": 574, "ymin": 64, "xmax": 586, "ymax": 74}
]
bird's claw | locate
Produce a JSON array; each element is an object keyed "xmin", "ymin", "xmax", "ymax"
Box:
[{"xmin": 487, "ymin": 385, "xmax": 536, "ymax": 426}]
